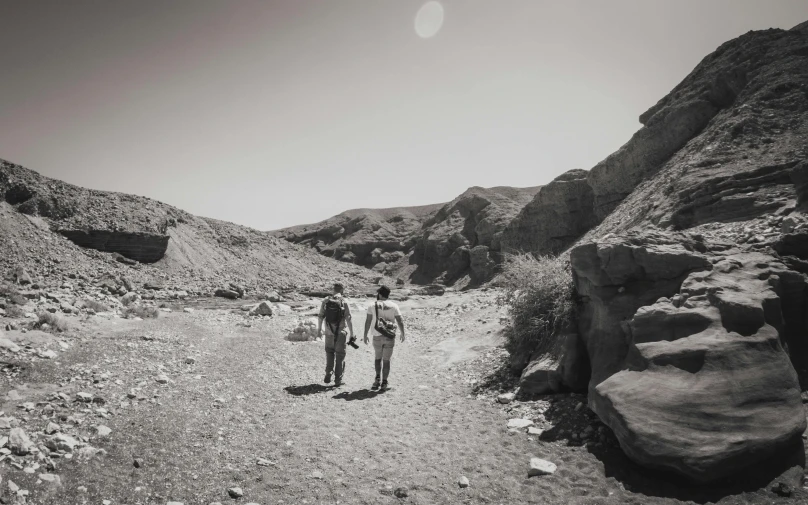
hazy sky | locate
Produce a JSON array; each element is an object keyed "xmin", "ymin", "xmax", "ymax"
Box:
[{"xmin": 1, "ymin": 1, "xmax": 807, "ymax": 230}]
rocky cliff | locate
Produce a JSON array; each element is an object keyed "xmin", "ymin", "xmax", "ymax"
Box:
[
  {"xmin": 275, "ymin": 185, "xmax": 540, "ymax": 285},
  {"xmin": 507, "ymin": 22, "xmax": 808, "ymax": 484},
  {"xmin": 505, "ymin": 23, "xmax": 808, "ymax": 258}
]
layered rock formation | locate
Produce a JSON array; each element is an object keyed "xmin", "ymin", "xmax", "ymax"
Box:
[
  {"xmin": 276, "ymin": 186, "xmax": 540, "ymax": 284},
  {"xmin": 57, "ymin": 230, "xmax": 169, "ymax": 263},
  {"xmin": 412, "ymin": 186, "xmax": 540, "ymax": 283},
  {"xmin": 562, "ymin": 231, "xmax": 807, "ymax": 482}
]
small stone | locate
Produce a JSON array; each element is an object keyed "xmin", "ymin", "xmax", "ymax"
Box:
[
  {"xmin": 771, "ymin": 482, "xmax": 792, "ymax": 497},
  {"xmin": 458, "ymin": 476, "xmax": 470, "ymax": 488},
  {"xmin": 96, "ymin": 425, "xmax": 112, "ymax": 437},
  {"xmin": 45, "ymin": 422, "xmax": 60, "ymax": 435},
  {"xmin": 497, "ymin": 393, "xmax": 515, "ymax": 404},
  {"xmin": 45, "ymin": 433, "xmax": 80, "ymax": 452},
  {"xmin": 185, "ymin": 357, "xmax": 196, "ymax": 365},
  {"xmin": 39, "ymin": 473, "xmax": 61, "ymax": 487},
  {"xmin": 9, "ymin": 428, "xmax": 33, "ymax": 455},
  {"xmin": 8, "ymin": 479, "xmax": 18, "ymax": 492},
  {"xmin": 574, "ymin": 402, "xmax": 584, "ymax": 412},
  {"xmin": 76, "ymin": 392, "xmax": 93, "ymax": 403},
  {"xmin": 528, "ymin": 457, "xmax": 557, "ymax": 477},
  {"xmin": 256, "ymin": 458, "xmax": 275, "ymax": 466},
  {"xmin": 394, "ymin": 486, "xmax": 409, "ymax": 498},
  {"xmin": 133, "ymin": 458, "xmax": 143, "ymax": 468},
  {"xmin": 528, "ymin": 427, "xmax": 544, "ymax": 436},
  {"xmin": 227, "ymin": 487, "xmax": 244, "ymax": 498},
  {"xmin": 311, "ymin": 470, "xmax": 324, "ymax": 479},
  {"xmin": 507, "ymin": 418, "xmax": 534, "ymax": 429},
  {"xmin": 155, "ymin": 374, "xmax": 170, "ymax": 384}
]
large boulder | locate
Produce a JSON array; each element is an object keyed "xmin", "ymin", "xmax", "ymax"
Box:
[
  {"xmin": 518, "ymin": 357, "xmax": 561, "ymax": 395},
  {"xmin": 571, "ymin": 232, "xmax": 807, "ymax": 482},
  {"xmin": 214, "ymin": 288, "xmax": 240, "ymax": 300},
  {"xmin": 570, "ymin": 231, "xmax": 712, "ymax": 386},
  {"xmin": 249, "ymin": 301, "xmax": 274, "ymax": 317}
]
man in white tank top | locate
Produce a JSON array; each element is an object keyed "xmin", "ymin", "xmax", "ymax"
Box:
[{"xmin": 363, "ymin": 285, "xmax": 405, "ymax": 391}]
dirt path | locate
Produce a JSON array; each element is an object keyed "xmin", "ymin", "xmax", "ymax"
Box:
[{"xmin": 1, "ymin": 291, "xmax": 804, "ymax": 504}]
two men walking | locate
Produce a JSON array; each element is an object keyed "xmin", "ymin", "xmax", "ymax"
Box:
[{"xmin": 317, "ymin": 283, "xmax": 405, "ymax": 391}]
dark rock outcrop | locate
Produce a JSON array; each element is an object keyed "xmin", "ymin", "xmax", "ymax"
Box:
[
  {"xmin": 58, "ymin": 230, "xmax": 169, "ymax": 263},
  {"xmin": 503, "ymin": 169, "xmax": 597, "ymax": 256},
  {"xmin": 276, "ymin": 186, "xmax": 540, "ymax": 285},
  {"xmin": 568, "ymin": 232, "xmax": 806, "ymax": 482}
]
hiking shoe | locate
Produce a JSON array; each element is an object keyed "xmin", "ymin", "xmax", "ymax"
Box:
[
  {"xmin": 380, "ymin": 380, "xmax": 389, "ymax": 391},
  {"xmin": 371, "ymin": 378, "xmax": 381, "ymax": 390},
  {"xmin": 324, "ymin": 373, "xmax": 332, "ymax": 384}
]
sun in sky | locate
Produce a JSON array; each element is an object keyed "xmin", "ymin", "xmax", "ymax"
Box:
[{"xmin": 415, "ymin": 1, "xmax": 445, "ymax": 38}]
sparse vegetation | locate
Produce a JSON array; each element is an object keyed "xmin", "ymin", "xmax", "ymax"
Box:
[
  {"xmin": 1, "ymin": 284, "xmax": 29, "ymax": 306},
  {"xmin": 9, "ymin": 293, "xmax": 28, "ymax": 306},
  {"xmin": 38, "ymin": 312, "xmax": 70, "ymax": 332},
  {"xmin": 5, "ymin": 305, "xmax": 24, "ymax": 318},
  {"xmin": 82, "ymin": 299, "xmax": 110, "ymax": 313},
  {"xmin": 497, "ymin": 253, "xmax": 576, "ymax": 360},
  {"xmin": 123, "ymin": 305, "xmax": 160, "ymax": 319}
]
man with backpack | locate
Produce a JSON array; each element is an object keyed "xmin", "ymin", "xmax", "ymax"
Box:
[
  {"xmin": 317, "ymin": 283, "xmax": 354, "ymax": 387},
  {"xmin": 363, "ymin": 285, "xmax": 405, "ymax": 391}
]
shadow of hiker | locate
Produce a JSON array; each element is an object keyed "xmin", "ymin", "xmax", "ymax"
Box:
[
  {"xmin": 539, "ymin": 394, "xmax": 807, "ymax": 504},
  {"xmin": 332, "ymin": 388, "xmax": 382, "ymax": 401},
  {"xmin": 284, "ymin": 384, "xmax": 333, "ymax": 396}
]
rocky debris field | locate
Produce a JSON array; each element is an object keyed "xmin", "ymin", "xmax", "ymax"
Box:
[{"xmin": 0, "ymin": 288, "xmax": 803, "ymax": 504}]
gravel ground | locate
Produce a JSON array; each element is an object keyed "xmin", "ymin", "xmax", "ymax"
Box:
[{"xmin": 0, "ymin": 290, "xmax": 805, "ymax": 505}]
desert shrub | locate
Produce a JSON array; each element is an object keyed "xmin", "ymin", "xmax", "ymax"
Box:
[
  {"xmin": 8, "ymin": 293, "xmax": 28, "ymax": 306},
  {"xmin": 123, "ymin": 306, "xmax": 160, "ymax": 319},
  {"xmin": 497, "ymin": 253, "xmax": 576, "ymax": 361},
  {"xmin": 82, "ymin": 299, "xmax": 111, "ymax": 313},
  {"xmin": 1, "ymin": 285, "xmax": 29, "ymax": 306},
  {"xmin": 38, "ymin": 312, "xmax": 70, "ymax": 332},
  {"xmin": 5, "ymin": 305, "xmax": 24, "ymax": 318}
]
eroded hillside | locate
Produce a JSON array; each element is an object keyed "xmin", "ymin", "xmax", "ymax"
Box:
[
  {"xmin": 0, "ymin": 160, "xmax": 384, "ymax": 297},
  {"xmin": 275, "ymin": 186, "xmax": 541, "ymax": 285}
]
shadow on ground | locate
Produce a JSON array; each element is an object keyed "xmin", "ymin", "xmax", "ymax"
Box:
[
  {"xmin": 470, "ymin": 354, "xmax": 518, "ymax": 394},
  {"xmin": 332, "ymin": 388, "xmax": 383, "ymax": 401},
  {"xmin": 284, "ymin": 384, "xmax": 334, "ymax": 396},
  {"xmin": 540, "ymin": 396, "xmax": 807, "ymax": 504}
]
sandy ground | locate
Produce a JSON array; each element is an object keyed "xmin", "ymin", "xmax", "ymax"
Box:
[{"xmin": 0, "ymin": 289, "xmax": 805, "ymax": 505}]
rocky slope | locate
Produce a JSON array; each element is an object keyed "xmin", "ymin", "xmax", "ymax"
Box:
[
  {"xmin": 275, "ymin": 186, "xmax": 541, "ymax": 285},
  {"xmin": 0, "ymin": 159, "xmax": 385, "ymax": 299},
  {"xmin": 504, "ymin": 22, "xmax": 808, "ymax": 258}
]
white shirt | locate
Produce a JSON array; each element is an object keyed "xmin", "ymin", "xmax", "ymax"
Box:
[{"xmin": 366, "ymin": 300, "xmax": 401, "ymax": 336}]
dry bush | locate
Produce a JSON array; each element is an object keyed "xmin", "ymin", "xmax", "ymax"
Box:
[
  {"xmin": 497, "ymin": 253, "xmax": 576, "ymax": 361},
  {"xmin": 123, "ymin": 306, "xmax": 160, "ymax": 319},
  {"xmin": 5, "ymin": 305, "xmax": 24, "ymax": 318},
  {"xmin": 9, "ymin": 293, "xmax": 28, "ymax": 306},
  {"xmin": 83, "ymin": 299, "xmax": 111, "ymax": 313},
  {"xmin": 38, "ymin": 312, "xmax": 70, "ymax": 332}
]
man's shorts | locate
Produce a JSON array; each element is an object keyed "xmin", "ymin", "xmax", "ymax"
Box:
[
  {"xmin": 373, "ymin": 334, "xmax": 395, "ymax": 360},
  {"xmin": 325, "ymin": 329, "xmax": 347, "ymax": 354}
]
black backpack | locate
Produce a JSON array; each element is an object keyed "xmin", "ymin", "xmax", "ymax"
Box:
[{"xmin": 324, "ymin": 296, "xmax": 345, "ymax": 334}]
